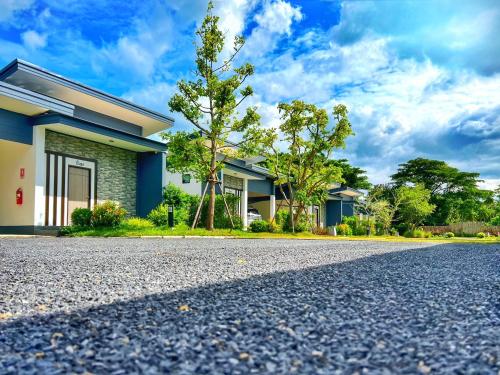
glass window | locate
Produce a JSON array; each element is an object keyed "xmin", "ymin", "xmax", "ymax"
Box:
[{"xmin": 182, "ymin": 174, "xmax": 191, "ymax": 184}]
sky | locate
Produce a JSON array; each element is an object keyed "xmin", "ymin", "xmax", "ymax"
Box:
[{"xmin": 1, "ymin": 0, "xmax": 499, "ymax": 189}]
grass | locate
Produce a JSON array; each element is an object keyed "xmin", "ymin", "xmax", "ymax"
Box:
[{"xmin": 65, "ymin": 219, "xmax": 499, "ymax": 243}]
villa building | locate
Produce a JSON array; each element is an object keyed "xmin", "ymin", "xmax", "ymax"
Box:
[{"xmin": 0, "ymin": 59, "xmax": 171, "ymax": 234}]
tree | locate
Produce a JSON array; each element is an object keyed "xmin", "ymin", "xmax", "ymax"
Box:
[
  {"xmin": 395, "ymin": 184, "xmax": 435, "ymax": 230},
  {"xmin": 327, "ymin": 159, "xmax": 371, "ymax": 190},
  {"xmin": 390, "ymin": 158, "xmax": 498, "ymax": 225},
  {"xmin": 391, "ymin": 158, "xmax": 480, "ymax": 194},
  {"xmin": 165, "ymin": 1, "xmax": 261, "ymax": 230},
  {"xmin": 261, "ymin": 101, "xmax": 353, "ymax": 230}
]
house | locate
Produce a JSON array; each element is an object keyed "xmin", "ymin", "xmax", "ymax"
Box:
[
  {"xmin": 0, "ymin": 59, "xmax": 172, "ymax": 234},
  {"xmin": 167, "ymin": 157, "xmax": 362, "ymax": 229},
  {"xmin": 166, "ymin": 156, "xmax": 276, "ymax": 228}
]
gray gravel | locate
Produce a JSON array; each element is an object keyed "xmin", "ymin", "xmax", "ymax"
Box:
[{"xmin": 0, "ymin": 238, "xmax": 499, "ymax": 374}]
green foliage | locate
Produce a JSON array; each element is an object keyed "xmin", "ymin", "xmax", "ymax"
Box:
[
  {"xmin": 336, "ymin": 223, "xmax": 352, "ymax": 236},
  {"xmin": 390, "ymin": 157, "xmax": 497, "ymax": 225},
  {"xmin": 260, "ymin": 100, "xmax": 353, "ymax": 230},
  {"xmin": 490, "ymin": 216, "xmax": 500, "ymax": 226},
  {"xmin": 165, "ymin": 1, "xmax": 262, "ymax": 230},
  {"xmin": 342, "ymin": 216, "xmax": 375, "ymax": 235},
  {"xmin": 403, "ymin": 229, "xmax": 432, "ymax": 238},
  {"xmin": 327, "ymin": 159, "xmax": 371, "ymax": 190},
  {"xmin": 389, "ymin": 227, "xmax": 398, "ymax": 236},
  {"xmin": 443, "ymin": 232, "xmax": 455, "ymax": 238},
  {"xmin": 249, "ymin": 220, "xmax": 269, "ymax": 233},
  {"xmin": 268, "ymin": 221, "xmax": 280, "ymax": 233},
  {"xmin": 71, "ymin": 208, "xmax": 92, "ymax": 227},
  {"xmin": 148, "ymin": 204, "xmax": 170, "ymax": 227},
  {"xmin": 395, "ymin": 184, "xmax": 435, "ymax": 229},
  {"xmin": 91, "ymin": 201, "xmax": 126, "ymax": 227},
  {"xmin": 476, "ymin": 232, "xmax": 486, "ymax": 238},
  {"xmin": 163, "ymin": 182, "xmax": 196, "ymax": 226},
  {"xmin": 274, "ymin": 210, "xmax": 308, "ymax": 232},
  {"xmin": 191, "ymin": 194, "xmax": 243, "ymax": 229}
]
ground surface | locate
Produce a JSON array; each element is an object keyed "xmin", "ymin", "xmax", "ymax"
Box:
[{"xmin": 0, "ymin": 238, "xmax": 499, "ymax": 374}]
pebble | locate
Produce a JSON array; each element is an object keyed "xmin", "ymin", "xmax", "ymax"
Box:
[{"xmin": 0, "ymin": 237, "xmax": 498, "ymax": 374}]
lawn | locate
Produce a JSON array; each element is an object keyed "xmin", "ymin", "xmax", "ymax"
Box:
[{"xmin": 65, "ymin": 221, "xmax": 499, "ymax": 243}]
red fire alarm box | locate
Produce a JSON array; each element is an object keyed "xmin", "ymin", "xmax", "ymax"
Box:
[
  {"xmin": 20, "ymin": 168, "xmax": 25, "ymax": 179},
  {"xmin": 16, "ymin": 188, "xmax": 23, "ymax": 205}
]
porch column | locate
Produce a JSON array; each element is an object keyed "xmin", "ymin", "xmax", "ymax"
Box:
[
  {"xmin": 241, "ymin": 178, "xmax": 248, "ymax": 229},
  {"xmin": 33, "ymin": 127, "xmax": 45, "ymax": 226},
  {"xmin": 269, "ymin": 194, "xmax": 276, "ymax": 222}
]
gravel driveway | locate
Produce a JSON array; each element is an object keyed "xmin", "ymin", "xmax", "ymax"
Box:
[{"xmin": 0, "ymin": 238, "xmax": 499, "ymax": 374}]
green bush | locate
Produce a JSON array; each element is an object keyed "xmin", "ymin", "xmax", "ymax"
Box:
[
  {"xmin": 249, "ymin": 220, "xmax": 269, "ymax": 232},
  {"xmin": 403, "ymin": 229, "xmax": 432, "ymax": 238},
  {"xmin": 342, "ymin": 216, "xmax": 375, "ymax": 236},
  {"xmin": 476, "ymin": 232, "xmax": 486, "ymax": 238},
  {"xmin": 122, "ymin": 217, "xmax": 154, "ymax": 230},
  {"xmin": 389, "ymin": 228, "xmax": 398, "ymax": 236},
  {"xmin": 148, "ymin": 204, "xmax": 170, "ymax": 227},
  {"xmin": 274, "ymin": 210, "xmax": 309, "ymax": 232},
  {"xmin": 336, "ymin": 223, "xmax": 352, "ymax": 236},
  {"xmin": 490, "ymin": 216, "xmax": 500, "ymax": 226},
  {"xmin": 91, "ymin": 201, "xmax": 126, "ymax": 227},
  {"xmin": 71, "ymin": 208, "xmax": 92, "ymax": 227},
  {"xmin": 189, "ymin": 194, "xmax": 242, "ymax": 229},
  {"xmin": 268, "ymin": 221, "xmax": 280, "ymax": 233},
  {"xmin": 443, "ymin": 232, "xmax": 455, "ymax": 238}
]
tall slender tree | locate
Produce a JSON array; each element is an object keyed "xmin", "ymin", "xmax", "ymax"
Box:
[{"xmin": 165, "ymin": 1, "xmax": 261, "ymax": 230}]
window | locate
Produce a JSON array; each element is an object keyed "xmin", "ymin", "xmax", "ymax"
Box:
[{"xmin": 182, "ymin": 174, "xmax": 191, "ymax": 184}]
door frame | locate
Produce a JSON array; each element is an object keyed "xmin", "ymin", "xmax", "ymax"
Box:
[{"xmin": 44, "ymin": 151, "xmax": 97, "ymax": 226}]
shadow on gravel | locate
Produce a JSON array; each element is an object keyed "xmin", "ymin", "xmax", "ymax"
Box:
[{"xmin": 1, "ymin": 243, "xmax": 499, "ymax": 374}]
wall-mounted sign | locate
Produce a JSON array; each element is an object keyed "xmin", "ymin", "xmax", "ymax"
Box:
[{"xmin": 20, "ymin": 168, "xmax": 25, "ymax": 179}]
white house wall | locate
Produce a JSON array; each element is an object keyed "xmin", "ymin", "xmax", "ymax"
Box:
[{"xmin": 164, "ymin": 171, "xmax": 202, "ymax": 195}]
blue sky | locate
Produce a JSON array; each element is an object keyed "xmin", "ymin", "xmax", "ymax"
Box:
[{"xmin": 1, "ymin": 0, "xmax": 499, "ymax": 189}]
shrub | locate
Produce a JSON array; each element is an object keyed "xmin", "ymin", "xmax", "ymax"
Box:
[
  {"xmin": 71, "ymin": 208, "xmax": 92, "ymax": 227},
  {"xmin": 91, "ymin": 201, "xmax": 126, "ymax": 227},
  {"xmin": 443, "ymin": 232, "xmax": 455, "ymax": 238},
  {"xmin": 476, "ymin": 232, "xmax": 486, "ymax": 238},
  {"xmin": 274, "ymin": 210, "xmax": 309, "ymax": 232},
  {"xmin": 148, "ymin": 204, "xmax": 170, "ymax": 227},
  {"xmin": 336, "ymin": 223, "xmax": 352, "ymax": 236},
  {"xmin": 189, "ymin": 194, "xmax": 242, "ymax": 229},
  {"xmin": 249, "ymin": 220, "xmax": 269, "ymax": 233},
  {"xmin": 389, "ymin": 228, "xmax": 398, "ymax": 236},
  {"xmin": 122, "ymin": 217, "xmax": 154, "ymax": 230},
  {"xmin": 490, "ymin": 216, "xmax": 500, "ymax": 226},
  {"xmin": 268, "ymin": 221, "xmax": 280, "ymax": 233},
  {"xmin": 403, "ymin": 229, "xmax": 432, "ymax": 238},
  {"xmin": 342, "ymin": 216, "xmax": 375, "ymax": 236},
  {"xmin": 313, "ymin": 227, "xmax": 328, "ymax": 235}
]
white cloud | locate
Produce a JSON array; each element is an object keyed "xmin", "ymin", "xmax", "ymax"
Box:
[
  {"xmin": 0, "ymin": 0, "xmax": 34, "ymax": 23},
  {"xmin": 244, "ymin": 0, "xmax": 302, "ymax": 58},
  {"xmin": 21, "ymin": 30, "xmax": 47, "ymax": 49}
]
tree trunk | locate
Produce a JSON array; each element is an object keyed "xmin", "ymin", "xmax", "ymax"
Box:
[
  {"xmin": 206, "ymin": 176, "xmax": 216, "ymax": 230},
  {"xmin": 206, "ymin": 144, "xmax": 217, "ymax": 230}
]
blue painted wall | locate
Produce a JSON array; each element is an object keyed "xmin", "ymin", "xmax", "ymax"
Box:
[
  {"xmin": 326, "ymin": 200, "xmax": 342, "ymax": 227},
  {"xmin": 248, "ymin": 178, "xmax": 274, "ymax": 195},
  {"xmin": 325, "ymin": 199, "xmax": 355, "ymax": 226},
  {"xmin": 136, "ymin": 152, "xmax": 164, "ymax": 217},
  {"xmin": 0, "ymin": 108, "xmax": 32, "ymax": 144}
]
